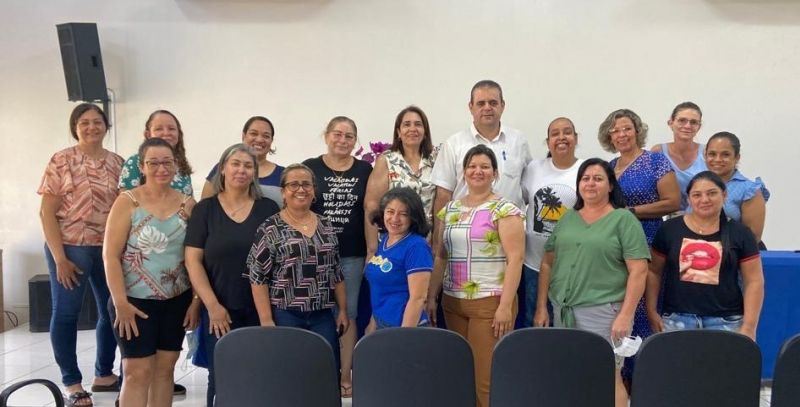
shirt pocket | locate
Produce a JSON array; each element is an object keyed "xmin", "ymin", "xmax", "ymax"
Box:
[{"xmin": 501, "ymin": 157, "xmax": 524, "ymax": 181}]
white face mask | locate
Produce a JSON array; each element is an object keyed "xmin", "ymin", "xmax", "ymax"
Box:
[{"xmin": 612, "ymin": 335, "xmax": 643, "ymax": 357}]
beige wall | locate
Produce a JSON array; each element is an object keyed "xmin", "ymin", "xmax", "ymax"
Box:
[{"xmin": 2, "ymin": 0, "xmax": 798, "ymax": 322}]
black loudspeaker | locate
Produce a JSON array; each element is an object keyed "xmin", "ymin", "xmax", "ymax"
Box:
[
  {"xmin": 56, "ymin": 23, "xmax": 108, "ymax": 102},
  {"xmin": 28, "ymin": 274, "xmax": 99, "ymax": 333}
]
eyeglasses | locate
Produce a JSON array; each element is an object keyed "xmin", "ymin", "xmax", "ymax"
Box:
[
  {"xmin": 284, "ymin": 181, "xmax": 314, "ymax": 191},
  {"xmin": 144, "ymin": 159, "xmax": 176, "ymax": 170},
  {"xmin": 675, "ymin": 118, "xmax": 701, "ymax": 127},
  {"xmin": 609, "ymin": 126, "xmax": 634, "ymax": 136},
  {"xmin": 328, "ymin": 131, "xmax": 356, "ymax": 140}
]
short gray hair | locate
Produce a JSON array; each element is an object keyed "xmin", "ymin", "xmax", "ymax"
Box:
[
  {"xmin": 597, "ymin": 109, "xmax": 649, "ymax": 153},
  {"xmin": 210, "ymin": 143, "xmax": 263, "ymax": 200}
]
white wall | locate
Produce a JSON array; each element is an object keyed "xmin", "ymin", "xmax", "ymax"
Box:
[{"xmin": 2, "ymin": 0, "xmax": 799, "ymax": 322}]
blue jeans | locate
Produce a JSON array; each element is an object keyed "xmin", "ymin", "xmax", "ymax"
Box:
[
  {"xmin": 339, "ymin": 256, "xmax": 365, "ymax": 320},
  {"xmin": 662, "ymin": 312, "xmax": 744, "ymax": 332},
  {"xmin": 271, "ymin": 308, "xmax": 340, "ymax": 373},
  {"xmin": 203, "ymin": 306, "xmax": 259, "ymax": 407},
  {"xmin": 44, "ymin": 244, "xmax": 117, "ymax": 386},
  {"xmin": 520, "ymin": 265, "xmax": 553, "ymax": 328}
]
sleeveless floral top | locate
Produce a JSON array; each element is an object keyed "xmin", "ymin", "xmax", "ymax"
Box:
[
  {"xmin": 121, "ymin": 191, "xmax": 191, "ymax": 299},
  {"xmin": 384, "ymin": 150, "xmax": 436, "ymax": 221}
]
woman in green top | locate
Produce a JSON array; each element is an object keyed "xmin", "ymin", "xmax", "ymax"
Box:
[
  {"xmin": 119, "ymin": 110, "xmax": 194, "ymax": 195},
  {"xmin": 534, "ymin": 157, "xmax": 649, "ymax": 407}
]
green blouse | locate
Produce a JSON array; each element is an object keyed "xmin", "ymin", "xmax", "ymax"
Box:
[{"xmin": 544, "ymin": 208, "xmax": 649, "ymax": 327}]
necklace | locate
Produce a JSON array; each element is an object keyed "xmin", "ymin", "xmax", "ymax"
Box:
[
  {"xmin": 323, "ymin": 155, "xmax": 351, "ymax": 180},
  {"xmin": 614, "ymin": 150, "xmax": 643, "ymax": 177},
  {"xmin": 686, "ymin": 214, "xmax": 718, "ymax": 234},
  {"xmin": 220, "ymin": 195, "xmax": 252, "ymax": 219},
  {"xmin": 284, "ymin": 209, "xmax": 314, "ymax": 231}
]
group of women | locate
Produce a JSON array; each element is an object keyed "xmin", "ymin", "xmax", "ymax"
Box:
[{"xmin": 38, "ymin": 100, "xmax": 767, "ymax": 407}]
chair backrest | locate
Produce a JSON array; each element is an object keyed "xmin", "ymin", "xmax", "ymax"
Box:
[
  {"xmin": 772, "ymin": 334, "xmax": 800, "ymax": 407},
  {"xmin": 353, "ymin": 327, "xmax": 475, "ymax": 407},
  {"xmin": 214, "ymin": 326, "xmax": 340, "ymax": 407},
  {"xmin": 0, "ymin": 379, "xmax": 64, "ymax": 407},
  {"xmin": 630, "ymin": 330, "xmax": 761, "ymax": 407},
  {"xmin": 490, "ymin": 328, "xmax": 615, "ymax": 407}
]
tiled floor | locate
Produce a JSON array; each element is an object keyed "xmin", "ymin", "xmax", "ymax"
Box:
[
  {"xmin": 0, "ymin": 325, "xmax": 353, "ymax": 406},
  {"xmin": 0, "ymin": 324, "xmax": 769, "ymax": 406}
]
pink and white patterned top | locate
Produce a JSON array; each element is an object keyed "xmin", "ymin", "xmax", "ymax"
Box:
[
  {"xmin": 437, "ymin": 198, "xmax": 524, "ymax": 299},
  {"xmin": 38, "ymin": 146, "xmax": 124, "ymax": 246}
]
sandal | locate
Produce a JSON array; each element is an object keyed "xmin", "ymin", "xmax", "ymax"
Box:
[
  {"xmin": 340, "ymin": 384, "xmax": 353, "ymax": 398},
  {"xmin": 66, "ymin": 390, "xmax": 93, "ymax": 407},
  {"xmin": 90, "ymin": 379, "xmax": 120, "ymax": 392}
]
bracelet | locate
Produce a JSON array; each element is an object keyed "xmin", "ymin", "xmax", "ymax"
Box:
[{"xmin": 628, "ymin": 207, "xmax": 637, "ymax": 215}]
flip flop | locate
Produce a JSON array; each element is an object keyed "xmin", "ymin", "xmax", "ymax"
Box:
[
  {"xmin": 66, "ymin": 390, "xmax": 93, "ymax": 407},
  {"xmin": 340, "ymin": 384, "xmax": 353, "ymax": 398},
  {"xmin": 90, "ymin": 379, "xmax": 120, "ymax": 392}
]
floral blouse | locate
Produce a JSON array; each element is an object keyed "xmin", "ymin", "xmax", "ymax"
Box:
[
  {"xmin": 119, "ymin": 153, "xmax": 193, "ymax": 196},
  {"xmin": 247, "ymin": 214, "xmax": 345, "ymax": 311},
  {"xmin": 385, "ymin": 150, "xmax": 436, "ymax": 221},
  {"xmin": 121, "ymin": 191, "xmax": 192, "ymax": 300},
  {"xmin": 437, "ymin": 198, "xmax": 524, "ymax": 299}
]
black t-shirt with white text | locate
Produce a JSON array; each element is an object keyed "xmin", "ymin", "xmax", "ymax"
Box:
[
  {"xmin": 303, "ymin": 156, "xmax": 372, "ymax": 258},
  {"xmin": 651, "ymin": 216, "xmax": 760, "ymax": 317}
]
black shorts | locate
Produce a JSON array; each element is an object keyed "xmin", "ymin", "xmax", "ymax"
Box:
[{"xmin": 108, "ymin": 290, "xmax": 192, "ymax": 358}]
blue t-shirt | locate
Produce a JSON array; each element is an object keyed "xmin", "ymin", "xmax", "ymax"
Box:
[
  {"xmin": 365, "ymin": 233, "xmax": 433, "ymax": 327},
  {"xmin": 206, "ymin": 164, "xmax": 284, "ymax": 207}
]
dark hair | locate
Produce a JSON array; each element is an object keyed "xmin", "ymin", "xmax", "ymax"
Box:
[
  {"xmin": 462, "ymin": 144, "xmax": 498, "ymax": 172},
  {"xmin": 670, "ymin": 101, "xmax": 703, "ymax": 120},
  {"xmin": 325, "ymin": 116, "xmax": 358, "ymax": 137},
  {"xmin": 391, "ymin": 106, "xmax": 434, "ymax": 159},
  {"xmin": 145, "ymin": 110, "xmax": 193, "ymax": 176},
  {"xmin": 470, "ymin": 80, "xmax": 504, "ymax": 103},
  {"xmin": 686, "ymin": 170, "xmax": 737, "ymax": 270},
  {"xmin": 370, "ymin": 187, "xmax": 431, "ymax": 236},
  {"xmin": 573, "ymin": 158, "xmax": 626, "ymax": 210},
  {"xmin": 597, "ymin": 109, "xmax": 649, "ymax": 153},
  {"xmin": 69, "ymin": 103, "xmax": 110, "ymax": 140},
  {"xmin": 546, "ymin": 117, "xmax": 578, "ymax": 158},
  {"xmin": 706, "ymin": 131, "xmax": 741, "ymax": 157},
  {"xmin": 137, "ymin": 137, "xmax": 176, "ymax": 185},
  {"xmin": 242, "ymin": 116, "xmax": 276, "ymax": 154}
]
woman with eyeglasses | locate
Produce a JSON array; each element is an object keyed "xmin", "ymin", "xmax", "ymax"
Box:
[
  {"xmin": 200, "ymin": 116, "xmax": 285, "ymax": 207},
  {"xmin": 651, "ymin": 102, "xmax": 707, "ymax": 210},
  {"xmin": 247, "ymin": 163, "xmax": 349, "ymax": 386},
  {"xmin": 104, "ymin": 138, "xmax": 197, "ymax": 407},
  {"xmin": 185, "ymin": 144, "xmax": 280, "ymax": 407},
  {"xmin": 597, "ymin": 109, "xmax": 680, "ymax": 385},
  {"xmin": 38, "ymin": 103, "xmax": 124, "ymax": 407},
  {"xmin": 704, "ymin": 132, "xmax": 769, "ymax": 244},
  {"xmin": 119, "ymin": 110, "xmax": 194, "ymax": 196},
  {"xmin": 302, "ymin": 116, "xmax": 372, "ymax": 398}
]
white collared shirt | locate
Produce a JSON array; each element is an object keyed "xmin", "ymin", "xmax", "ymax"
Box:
[{"xmin": 431, "ymin": 123, "xmax": 532, "ymax": 208}]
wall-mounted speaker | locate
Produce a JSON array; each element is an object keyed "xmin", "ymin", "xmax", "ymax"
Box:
[{"xmin": 56, "ymin": 23, "xmax": 108, "ymax": 102}]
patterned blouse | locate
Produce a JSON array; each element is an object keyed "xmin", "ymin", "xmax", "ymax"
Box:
[
  {"xmin": 437, "ymin": 198, "xmax": 524, "ymax": 299},
  {"xmin": 247, "ymin": 214, "xmax": 345, "ymax": 311},
  {"xmin": 38, "ymin": 146, "xmax": 124, "ymax": 246},
  {"xmin": 119, "ymin": 153, "xmax": 193, "ymax": 196},
  {"xmin": 610, "ymin": 150, "xmax": 673, "ymax": 245},
  {"xmin": 121, "ymin": 191, "xmax": 192, "ymax": 300},
  {"xmin": 384, "ymin": 150, "xmax": 436, "ymax": 221}
]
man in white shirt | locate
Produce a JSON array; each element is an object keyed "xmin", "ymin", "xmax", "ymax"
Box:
[
  {"xmin": 430, "ymin": 80, "xmax": 532, "ymax": 211},
  {"xmin": 427, "ymin": 80, "xmax": 532, "ymax": 326}
]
